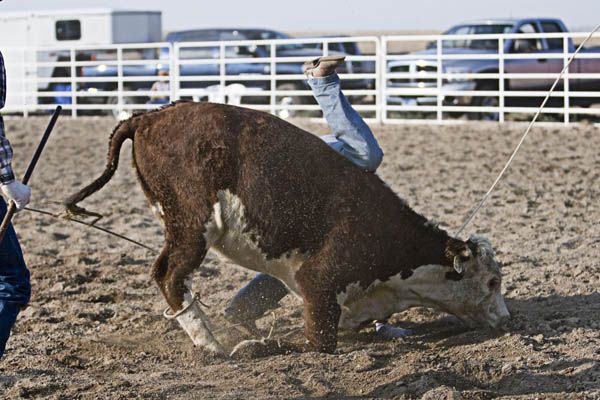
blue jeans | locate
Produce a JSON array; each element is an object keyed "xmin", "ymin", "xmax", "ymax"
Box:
[
  {"xmin": 0, "ymin": 198, "xmax": 30, "ymax": 358},
  {"xmin": 226, "ymin": 73, "xmax": 383, "ymax": 321},
  {"xmin": 310, "ymin": 73, "xmax": 383, "ymax": 172}
]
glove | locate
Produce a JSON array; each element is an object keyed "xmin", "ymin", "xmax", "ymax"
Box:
[{"xmin": 1, "ymin": 180, "xmax": 31, "ymax": 212}]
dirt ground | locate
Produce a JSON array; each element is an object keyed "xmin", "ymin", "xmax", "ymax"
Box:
[{"xmin": 0, "ymin": 114, "xmax": 598, "ymax": 400}]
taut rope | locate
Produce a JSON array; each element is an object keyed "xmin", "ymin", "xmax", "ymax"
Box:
[
  {"xmin": 24, "ymin": 205, "xmax": 159, "ymax": 253},
  {"xmin": 455, "ymin": 24, "xmax": 600, "ymax": 237}
]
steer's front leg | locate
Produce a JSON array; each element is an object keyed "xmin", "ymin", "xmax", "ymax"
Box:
[
  {"xmin": 301, "ymin": 290, "xmax": 341, "ymax": 353},
  {"xmin": 152, "ymin": 238, "xmax": 224, "ymax": 355}
]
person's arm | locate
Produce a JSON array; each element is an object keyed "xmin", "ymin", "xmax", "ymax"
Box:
[
  {"xmin": 0, "ymin": 120, "xmax": 30, "ymax": 212},
  {"xmin": 149, "ymin": 81, "xmax": 160, "ymax": 99},
  {"xmin": 0, "ymin": 117, "xmax": 15, "ymax": 183},
  {"xmin": 0, "ymin": 52, "xmax": 31, "ymax": 211}
]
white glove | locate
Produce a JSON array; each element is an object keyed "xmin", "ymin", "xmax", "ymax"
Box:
[{"xmin": 1, "ymin": 180, "xmax": 31, "ymax": 212}]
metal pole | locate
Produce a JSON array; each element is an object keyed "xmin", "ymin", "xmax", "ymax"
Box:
[
  {"xmin": 117, "ymin": 47, "xmax": 124, "ymax": 117},
  {"xmin": 270, "ymin": 42, "xmax": 276, "ymax": 116},
  {"xmin": 0, "ymin": 105, "xmax": 61, "ymax": 243},
  {"xmin": 499, "ymin": 36, "xmax": 505, "ymax": 123},
  {"xmin": 436, "ymin": 37, "xmax": 443, "ymax": 122},
  {"xmin": 381, "ymin": 37, "xmax": 388, "ymax": 124},
  {"xmin": 372, "ymin": 37, "xmax": 380, "ymax": 124},
  {"xmin": 563, "ymin": 35, "xmax": 570, "ymax": 125},
  {"xmin": 70, "ymin": 49, "xmax": 77, "ymax": 118}
]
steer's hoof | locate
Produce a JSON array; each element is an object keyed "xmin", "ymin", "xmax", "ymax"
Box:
[{"xmin": 230, "ymin": 339, "xmax": 292, "ymax": 359}]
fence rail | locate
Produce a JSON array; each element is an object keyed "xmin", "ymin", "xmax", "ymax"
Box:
[{"xmin": 2, "ymin": 32, "xmax": 600, "ymax": 124}]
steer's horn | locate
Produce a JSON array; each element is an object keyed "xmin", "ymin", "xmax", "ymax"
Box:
[{"xmin": 446, "ymin": 238, "xmax": 472, "ymax": 274}]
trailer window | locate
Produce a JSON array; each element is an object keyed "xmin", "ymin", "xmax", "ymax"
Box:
[{"xmin": 56, "ymin": 20, "xmax": 81, "ymax": 41}]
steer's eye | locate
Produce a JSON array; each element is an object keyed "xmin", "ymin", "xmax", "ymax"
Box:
[{"xmin": 488, "ymin": 278, "xmax": 500, "ymax": 290}]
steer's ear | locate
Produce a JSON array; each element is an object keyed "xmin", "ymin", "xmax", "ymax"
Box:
[{"xmin": 445, "ymin": 238, "xmax": 472, "ymax": 274}]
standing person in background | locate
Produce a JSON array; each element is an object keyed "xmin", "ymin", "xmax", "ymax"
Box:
[
  {"xmin": 147, "ymin": 70, "xmax": 171, "ymax": 105},
  {"xmin": 0, "ymin": 45, "xmax": 33, "ymax": 359},
  {"xmin": 225, "ymin": 56, "xmax": 411, "ymax": 339}
]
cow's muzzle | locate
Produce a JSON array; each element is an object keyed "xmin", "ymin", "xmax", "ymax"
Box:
[{"xmin": 484, "ymin": 294, "xmax": 511, "ymax": 329}]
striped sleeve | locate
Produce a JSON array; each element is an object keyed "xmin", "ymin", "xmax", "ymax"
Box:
[
  {"xmin": 0, "ymin": 51, "xmax": 5, "ymax": 109},
  {"xmin": 0, "ymin": 117, "xmax": 15, "ymax": 184},
  {"xmin": 0, "ymin": 52, "xmax": 15, "ymax": 184}
]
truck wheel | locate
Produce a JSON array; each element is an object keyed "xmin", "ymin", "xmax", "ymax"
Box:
[
  {"xmin": 275, "ymin": 83, "xmax": 306, "ymax": 119},
  {"xmin": 469, "ymin": 83, "xmax": 500, "ymax": 121}
]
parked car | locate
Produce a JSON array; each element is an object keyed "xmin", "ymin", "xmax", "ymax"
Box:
[{"xmin": 386, "ymin": 18, "xmax": 600, "ymax": 120}]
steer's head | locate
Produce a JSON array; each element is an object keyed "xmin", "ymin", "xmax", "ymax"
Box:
[
  {"xmin": 412, "ymin": 235, "xmax": 510, "ymax": 329},
  {"xmin": 443, "ymin": 235, "xmax": 510, "ymax": 328}
]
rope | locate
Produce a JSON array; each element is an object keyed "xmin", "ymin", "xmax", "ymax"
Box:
[
  {"xmin": 23, "ymin": 206, "xmax": 159, "ymax": 254},
  {"xmin": 163, "ymin": 294, "xmax": 210, "ymax": 320},
  {"xmin": 455, "ymin": 24, "xmax": 600, "ymax": 237}
]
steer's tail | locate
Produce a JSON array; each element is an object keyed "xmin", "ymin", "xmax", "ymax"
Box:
[{"xmin": 64, "ymin": 118, "xmax": 136, "ymax": 221}]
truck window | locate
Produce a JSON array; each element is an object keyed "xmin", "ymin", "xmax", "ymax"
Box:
[
  {"xmin": 441, "ymin": 24, "xmax": 513, "ymax": 50},
  {"xmin": 444, "ymin": 26, "xmax": 471, "ymax": 49},
  {"xmin": 56, "ymin": 20, "xmax": 81, "ymax": 41},
  {"xmin": 540, "ymin": 22, "xmax": 564, "ymax": 50},
  {"xmin": 512, "ymin": 23, "xmax": 542, "ymax": 52}
]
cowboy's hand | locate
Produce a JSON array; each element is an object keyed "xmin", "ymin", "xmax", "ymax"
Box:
[{"xmin": 1, "ymin": 180, "xmax": 31, "ymax": 211}]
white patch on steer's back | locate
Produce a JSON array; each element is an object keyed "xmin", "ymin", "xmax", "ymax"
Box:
[
  {"xmin": 204, "ymin": 190, "xmax": 308, "ymax": 296},
  {"xmin": 337, "ymin": 264, "xmax": 449, "ymax": 329}
]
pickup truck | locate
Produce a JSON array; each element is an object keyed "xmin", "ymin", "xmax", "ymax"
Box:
[
  {"xmin": 386, "ymin": 18, "xmax": 600, "ymax": 120},
  {"xmin": 80, "ymin": 28, "xmax": 368, "ymax": 117}
]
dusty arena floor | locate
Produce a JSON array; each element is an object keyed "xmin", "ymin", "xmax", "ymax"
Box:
[{"xmin": 0, "ymin": 114, "xmax": 598, "ymax": 399}]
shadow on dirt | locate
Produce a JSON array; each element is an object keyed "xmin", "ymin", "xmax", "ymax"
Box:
[
  {"xmin": 394, "ymin": 292, "xmax": 600, "ymax": 346},
  {"xmin": 505, "ymin": 292, "xmax": 600, "ymax": 335},
  {"xmin": 379, "ymin": 293, "xmax": 598, "ymax": 398},
  {"xmin": 332, "ymin": 293, "xmax": 599, "ymax": 399},
  {"xmin": 367, "ymin": 357, "xmax": 598, "ymax": 398}
]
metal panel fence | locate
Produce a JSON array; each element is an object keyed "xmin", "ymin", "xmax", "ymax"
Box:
[
  {"xmin": 171, "ymin": 36, "xmax": 380, "ymax": 121},
  {"xmin": 382, "ymin": 31, "xmax": 600, "ymax": 124},
  {"xmin": 1, "ymin": 32, "xmax": 599, "ymax": 124}
]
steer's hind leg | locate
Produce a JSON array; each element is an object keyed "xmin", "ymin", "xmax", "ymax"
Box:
[{"xmin": 152, "ymin": 235, "xmax": 224, "ymax": 355}]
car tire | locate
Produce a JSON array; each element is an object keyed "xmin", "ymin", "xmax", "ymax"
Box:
[{"xmin": 469, "ymin": 83, "xmax": 500, "ymax": 121}]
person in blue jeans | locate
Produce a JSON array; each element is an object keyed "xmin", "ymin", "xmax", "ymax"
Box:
[
  {"xmin": 225, "ymin": 56, "xmax": 410, "ymax": 339},
  {"xmin": 0, "ymin": 49, "xmax": 32, "ymax": 359}
]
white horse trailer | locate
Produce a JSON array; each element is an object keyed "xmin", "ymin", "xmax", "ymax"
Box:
[{"xmin": 0, "ymin": 8, "xmax": 162, "ymax": 111}]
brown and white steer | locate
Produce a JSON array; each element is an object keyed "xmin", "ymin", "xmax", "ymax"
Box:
[{"xmin": 65, "ymin": 101, "xmax": 510, "ymax": 357}]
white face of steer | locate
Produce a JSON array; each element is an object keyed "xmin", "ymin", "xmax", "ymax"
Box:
[
  {"xmin": 338, "ymin": 235, "xmax": 510, "ymax": 330},
  {"xmin": 409, "ymin": 235, "xmax": 510, "ymax": 329}
]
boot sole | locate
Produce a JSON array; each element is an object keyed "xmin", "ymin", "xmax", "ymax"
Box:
[{"xmin": 303, "ymin": 55, "xmax": 346, "ymax": 75}]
